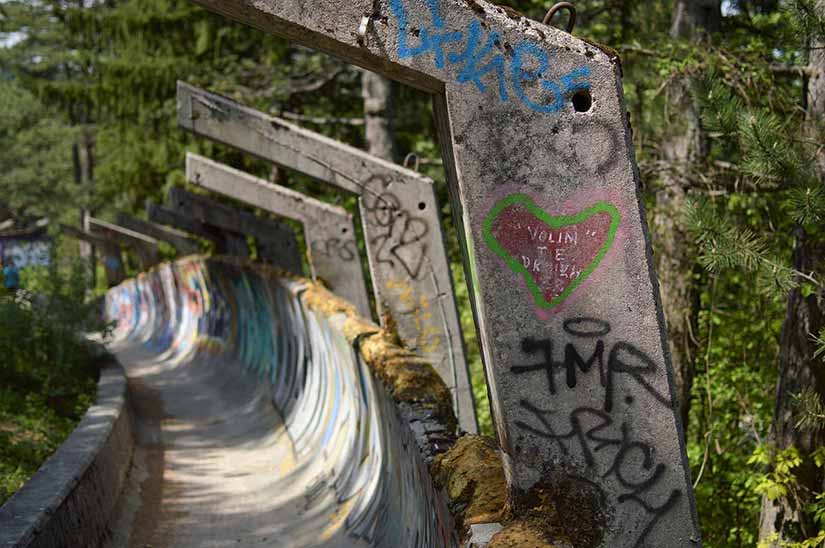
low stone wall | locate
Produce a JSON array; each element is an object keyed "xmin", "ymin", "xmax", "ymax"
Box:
[{"xmin": 0, "ymin": 353, "xmax": 134, "ymax": 548}]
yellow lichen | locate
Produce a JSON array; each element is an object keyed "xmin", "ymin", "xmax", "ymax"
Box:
[
  {"xmin": 488, "ymin": 522, "xmax": 559, "ymax": 548},
  {"xmin": 431, "ymin": 435, "xmax": 507, "ymax": 526}
]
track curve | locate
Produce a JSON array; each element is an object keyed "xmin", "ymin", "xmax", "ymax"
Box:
[{"xmin": 104, "ymin": 257, "xmax": 456, "ymax": 548}]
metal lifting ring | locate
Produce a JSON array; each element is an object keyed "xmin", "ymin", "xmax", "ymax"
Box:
[
  {"xmin": 403, "ymin": 152, "xmax": 420, "ymax": 172},
  {"xmin": 356, "ymin": 15, "xmax": 371, "ymax": 46},
  {"xmin": 543, "ymin": 2, "xmax": 577, "ymax": 34}
]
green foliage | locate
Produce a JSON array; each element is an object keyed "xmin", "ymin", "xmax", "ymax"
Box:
[
  {"xmin": 788, "ymin": 0, "xmax": 825, "ymax": 43},
  {"xmin": 753, "ymin": 445, "xmax": 825, "ymax": 548},
  {"xmin": 0, "ymin": 245, "xmax": 102, "ymax": 504},
  {"xmin": 0, "ymin": 80, "xmax": 80, "ymax": 220},
  {"xmin": 687, "ymin": 257, "xmax": 784, "ymax": 546},
  {"xmin": 451, "ymin": 261, "xmax": 492, "ymax": 436},
  {"xmin": 685, "ymin": 196, "xmax": 796, "ymax": 292},
  {"xmin": 749, "ymin": 445, "xmax": 803, "ymax": 501}
]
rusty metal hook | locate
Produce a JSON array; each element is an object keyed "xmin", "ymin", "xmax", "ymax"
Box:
[
  {"xmin": 403, "ymin": 153, "xmax": 420, "ymax": 172},
  {"xmin": 543, "ymin": 2, "xmax": 577, "ymax": 34},
  {"xmin": 356, "ymin": 15, "xmax": 371, "ymax": 46}
]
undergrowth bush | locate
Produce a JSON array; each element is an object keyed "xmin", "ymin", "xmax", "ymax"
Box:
[{"xmin": 0, "ymin": 250, "xmax": 107, "ymax": 504}]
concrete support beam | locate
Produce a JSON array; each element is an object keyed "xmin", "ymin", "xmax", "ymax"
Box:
[
  {"xmin": 165, "ymin": 187, "xmax": 302, "ymax": 276},
  {"xmin": 178, "ymin": 81, "xmax": 478, "ymax": 435},
  {"xmin": 183, "ymin": 1, "xmax": 700, "ymax": 546},
  {"xmin": 146, "ymin": 201, "xmax": 249, "ymax": 259},
  {"xmin": 87, "ymin": 217, "xmax": 161, "ymax": 271},
  {"xmin": 60, "ymin": 224, "xmax": 125, "ymax": 287},
  {"xmin": 186, "ymin": 153, "xmax": 371, "ymax": 317},
  {"xmin": 115, "ymin": 213, "xmax": 202, "ymax": 256}
]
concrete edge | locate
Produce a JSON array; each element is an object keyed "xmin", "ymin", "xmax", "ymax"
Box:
[{"xmin": 0, "ymin": 350, "xmax": 135, "ymax": 548}]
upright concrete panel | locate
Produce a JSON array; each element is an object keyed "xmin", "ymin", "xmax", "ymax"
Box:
[
  {"xmin": 146, "ymin": 201, "xmax": 250, "ymax": 259},
  {"xmin": 184, "ymin": 1, "xmax": 700, "ymax": 546},
  {"xmin": 178, "ymin": 81, "xmax": 478, "ymax": 435},
  {"xmin": 88, "ymin": 217, "xmax": 161, "ymax": 270},
  {"xmin": 60, "ymin": 224, "xmax": 126, "ymax": 287},
  {"xmin": 165, "ymin": 187, "xmax": 303, "ymax": 276},
  {"xmin": 186, "ymin": 153, "xmax": 371, "ymax": 317},
  {"xmin": 116, "ymin": 213, "xmax": 202, "ymax": 256}
]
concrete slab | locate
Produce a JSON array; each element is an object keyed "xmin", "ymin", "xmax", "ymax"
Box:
[
  {"xmin": 465, "ymin": 523, "xmax": 502, "ymax": 548},
  {"xmin": 88, "ymin": 217, "xmax": 161, "ymax": 270},
  {"xmin": 60, "ymin": 223, "xmax": 126, "ymax": 286},
  {"xmin": 178, "ymin": 81, "xmax": 478, "ymax": 435},
  {"xmin": 165, "ymin": 187, "xmax": 303, "ymax": 275},
  {"xmin": 146, "ymin": 200, "xmax": 250, "ymax": 259},
  {"xmin": 116, "ymin": 213, "xmax": 202, "ymax": 256},
  {"xmin": 186, "ymin": 153, "xmax": 371, "ymax": 317}
]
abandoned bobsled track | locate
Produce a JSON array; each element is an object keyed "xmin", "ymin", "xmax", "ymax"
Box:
[{"xmin": 104, "ymin": 256, "xmax": 459, "ymax": 548}]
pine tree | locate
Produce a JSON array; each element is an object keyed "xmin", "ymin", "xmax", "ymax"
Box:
[
  {"xmin": 756, "ymin": 1, "xmax": 825, "ymax": 543},
  {"xmin": 674, "ymin": 1, "xmax": 825, "ymax": 543}
]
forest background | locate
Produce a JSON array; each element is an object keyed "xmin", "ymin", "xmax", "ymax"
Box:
[{"xmin": 1, "ymin": 0, "xmax": 824, "ymax": 546}]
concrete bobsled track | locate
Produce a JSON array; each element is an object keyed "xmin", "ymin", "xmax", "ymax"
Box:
[{"xmin": 104, "ymin": 256, "xmax": 458, "ymax": 547}]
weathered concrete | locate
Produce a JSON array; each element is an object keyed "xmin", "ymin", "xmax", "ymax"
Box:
[
  {"xmin": 166, "ymin": 187, "xmax": 303, "ymax": 275},
  {"xmin": 60, "ymin": 224, "xmax": 126, "ymax": 286},
  {"xmin": 0, "ymin": 354, "xmax": 134, "ymax": 548},
  {"xmin": 146, "ymin": 200, "xmax": 251, "ymax": 258},
  {"xmin": 186, "ymin": 153, "xmax": 371, "ymax": 317},
  {"xmin": 466, "ymin": 524, "xmax": 503, "ymax": 548},
  {"xmin": 104, "ymin": 256, "xmax": 456, "ymax": 547},
  {"xmin": 116, "ymin": 213, "xmax": 202, "ymax": 256},
  {"xmin": 177, "ymin": 81, "xmax": 478, "ymax": 434},
  {"xmin": 182, "ymin": 1, "xmax": 700, "ymax": 546},
  {"xmin": 88, "ymin": 217, "xmax": 161, "ymax": 270}
]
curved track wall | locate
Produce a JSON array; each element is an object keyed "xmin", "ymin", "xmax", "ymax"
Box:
[{"xmin": 105, "ymin": 256, "xmax": 457, "ymax": 547}]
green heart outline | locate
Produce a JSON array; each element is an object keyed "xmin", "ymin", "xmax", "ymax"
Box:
[{"xmin": 482, "ymin": 194, "xmax": 621, "ymax": 310}]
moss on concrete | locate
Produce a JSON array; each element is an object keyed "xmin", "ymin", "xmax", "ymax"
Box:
[
  {"xmin": 303, "ymin": 281, "xmax": 454, "ymax": 415},
  {"xmin": 488, "ymin": 522, "xmax": 561, "ymax": 548},
  {"xmin": 431, "ymin": 435, "xmax": 507, "ymax": 527}
]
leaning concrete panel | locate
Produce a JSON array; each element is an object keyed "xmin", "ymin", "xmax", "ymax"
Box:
[
  {"xmin": 178, "ymin": 81, "xmax": 478, "ymax": 435},
  {"xmin": 166, "ymin": 187, "xmax": 303, "ymax": 276},
  {"xmin": 60, "ymin": 224, "xmax": 126, "ymax": 287},
  {"xmin": 116, "ymin": 213, "xmax": 202, "ymax": 256},
  {"xmin": 88, "ymin": 217, "xmax": 161, "ymax": 270},
  {"xmin": 186, "ymin": 153, "xmax": 371, "ymax": 317},
  {"xmin": 184, "ymin": 1, "xmax": 700, "ymax": 546},
  {"xmin": 146, "ymin": 200, "xmax": 250, "ymax": 259}
]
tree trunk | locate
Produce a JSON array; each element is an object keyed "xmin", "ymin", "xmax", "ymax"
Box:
[
  {"xmin": 759, "ymin": 5, "xmax": 825, "ymax": 543},
  {"xmin": 74, "ymin": 128, "xmax": 96, "ymax": 287},
  {"xmin": 654, "ymin": 0, "xmax": 720, "ymax": 430},
  {"xmin": 670, "ymin": 0, "xmax": 721, "ymax": 37},
  {"xmin": 362, "ymin": 70, "xmax": 397, "ymax": 161}
]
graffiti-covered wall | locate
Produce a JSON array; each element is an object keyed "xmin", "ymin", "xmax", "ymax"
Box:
[
  {"xmin": 0, "ymin": 231, "xmax": 50, "ymax": 268},
  {"xmin": 105, "ymin": 256, "xmax": 457, "ymax": 547}
]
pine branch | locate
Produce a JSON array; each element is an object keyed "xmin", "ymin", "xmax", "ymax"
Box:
[
  {"xmin": 792, "ymin": 386, "xmax": 825, "ymax": 432},
  {"xmin": 684, "ymin": 197, "xmax": 807, "ymax": 292}
]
